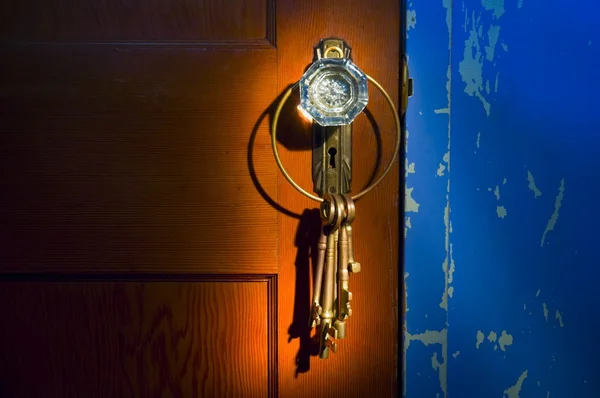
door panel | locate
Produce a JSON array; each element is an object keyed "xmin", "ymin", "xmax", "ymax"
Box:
[
  {"xmin": 0, "ymin": 0, "xmax": 271, "ymax": 43},
  {"xmin": 0, "ymin": 278, "xmax": 273, "ymax": 397},
  {"xmin": 0, "ymin": 38, "xmax": 278, "ymax": 275}
]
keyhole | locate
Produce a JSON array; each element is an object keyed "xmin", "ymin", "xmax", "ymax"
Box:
[{"xmin": 328, "ymin": 147, "xmax": 337, "ymax": 168}]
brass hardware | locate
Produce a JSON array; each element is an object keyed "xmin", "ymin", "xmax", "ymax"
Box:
[
  {"xmin": 271, "ymin": 38, "xmax": 410, "ymax": 359},
  {"xmin": 271, "ymin": 52, "xmax": 403, "ymax": 203},
  {"xmin": 310, "ymin": 231, "xmax": 326, "ymax": 328},
  {"xmin": 319, "ymin": 193, "xmax": 342, "ymax": 359}
]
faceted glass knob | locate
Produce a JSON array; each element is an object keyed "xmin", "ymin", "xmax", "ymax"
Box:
[{"xmin": 299, "ymin": 58, "xmax": 369, "ymax": 126}]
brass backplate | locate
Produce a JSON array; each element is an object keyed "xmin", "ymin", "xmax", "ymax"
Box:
[{"xmin": 311, "ymin": 38, "xmax": 353, "ymax": 197}]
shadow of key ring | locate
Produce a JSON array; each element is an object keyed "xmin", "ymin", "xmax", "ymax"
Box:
[{"xmin": 271, "ymin": 75, "xmax": 401, "ymax": 203}]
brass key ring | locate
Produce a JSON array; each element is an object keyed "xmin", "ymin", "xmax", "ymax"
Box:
[{"xmin": 271, "ymin": 75, "xmax": 401, "ymax": 203}]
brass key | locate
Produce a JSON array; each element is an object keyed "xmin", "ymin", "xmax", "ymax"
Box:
[
  {"xmin": 334, "ymin": 194, "xmax": 355, "ymax": 339},
  {"xmin": 346, "ymin": 207, "xmax": 361, "ymax": 274},
  {"xmin": 318, "ymin": 193, "xmax": 342, "ymax": 359},
  {"xmin": 310, "ymin": 231, "xmax": 327, "ymax": 328}
]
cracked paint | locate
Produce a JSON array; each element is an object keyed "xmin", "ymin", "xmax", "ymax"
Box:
[
  {"xmin": 540, "ymin": 179, "xmax": 565, "ymax": 247},
  {"xmin": 527, "ymin": 170, "xmax": 542, "ymax": 198},
  {"xmin": 504, "ymin": 370, "xmax": 528, "ymax": 398},
  {"xmin": 406, "ymin": 1, "xmax": 597, "ymax": 396}
]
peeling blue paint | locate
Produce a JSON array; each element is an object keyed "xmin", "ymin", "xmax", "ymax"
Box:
[{"xmin": 405, "ymin": 0, "xmax": 600, "ymax": 397}]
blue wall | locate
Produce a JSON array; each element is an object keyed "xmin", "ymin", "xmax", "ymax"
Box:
[{"xmin": 404, "ymin": 1, "xmax": 600, "ymax": 397}]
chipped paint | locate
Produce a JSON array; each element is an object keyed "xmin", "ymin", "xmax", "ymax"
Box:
[
  {"xmin": 555, "ymin": 310, "xmax": 564, "ymax": 327},
  {"xmin": 459, "ymin": 11, "xmax": 491, "ymax": 116},
  {"xmin": 540, "ymin": 179, "xmax": 565, "ymax": 247},
  {"xmin": 405, "ymin": 328, "xmax": 448, "ymax": 396},
  {"xmin": 440, "ymin": 194, "xmax": 453, "ymax": 311},
  {"xmin": 498, "ymin": 330, "xmax": 513, "ymax": 351},
  {"xmin": 437, "ymin": 163, "xmax": 446, "ymax": 176},
  {"xmin": 504, "ymin": 370, "xmax": 528, "ymax": 398},
  {"xmin": 527, "ymin": 170, "xmax": 542, "ymax": 198},
  {"xmin": 497, "ymin": 205, "xmax": 507, "ymax": 218},
  {"xmin": 406, "ymin": 160, "xmax": 416, "ymax": 177},
  {"xmin": 476, "ymin": 330, "xmax": 484, "ymax": 349},
  {"xmin": 481, "ymin": 0, "xmax": 505, "ymax": 19},
  {"xmin": 485, "ymin": 25, "xmax": 501, "ymax": 61},
  {"xmin": 406, "ymin": 188, "xmax": 420, "ymax": 213},
  {"xmin": 407, "ymin": 9, "xmax": 417, "ymax": 33},
  {"xmin": 405, "ymin": 129, "xmax": 420, "ymax": 215},
  {"xmin": 406, "ymin": 1, "xmax": 597, "ymax": 396}
]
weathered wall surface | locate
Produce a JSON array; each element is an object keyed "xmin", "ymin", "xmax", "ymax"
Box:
[{"xmin": 404, "ymin": 1, "xmax": 600, "ymax": 396}]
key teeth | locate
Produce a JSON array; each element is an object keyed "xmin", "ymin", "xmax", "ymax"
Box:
[{"xmin": 349, "ymin": 261, "xmax": 361, "ymax": 273}]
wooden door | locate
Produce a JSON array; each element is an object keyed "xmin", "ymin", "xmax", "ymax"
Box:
[{"xmin": 0, "ymin": 0, "xmax": 400, "ymax": 397}]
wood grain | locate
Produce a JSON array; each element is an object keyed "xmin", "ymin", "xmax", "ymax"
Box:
[
  {"xmin": 276, "ymin": 0, "xmax": 400, "ymax": 396},
  {"xmin": 0, "ymin": 279, "xmax": 270, "ymax": 398},
  {"xmin": 0, "ymin": 48, "xmax": 279, "ymax": 274},
  {"xmin": 0, "ymin": 0, "xmax": 270, "ymax": 42}
]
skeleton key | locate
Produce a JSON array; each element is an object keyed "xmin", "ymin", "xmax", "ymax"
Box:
[
  {"xmin": 311, "ymin": 196, "xmax": 337, "ymax": 328},
  {"xmin": 310, "ymin": 231, "xmax": 326, "ymax": 328},
  {"xmin": 318, "ymin": 193, "xmax": 342, "ymax": 359},
  {"xmin": 334, "ymin": 193, "xmax": 355, "ymax": 339},
  {"xmin": 345, "ymin": 196, "xmax": 361, "ymax": 274},
  {"xmin": 311, "ymin": 197, "xmax": 337, "ymax": 328}
]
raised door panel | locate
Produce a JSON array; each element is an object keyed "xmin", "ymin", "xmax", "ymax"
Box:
[
  {"xmin": 0, "ymin": 17, "xmax": 279, "ymax": 275},
  {"xmin": 0, "ymin": 277, "xmax": 275, "ymax": 397}
]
